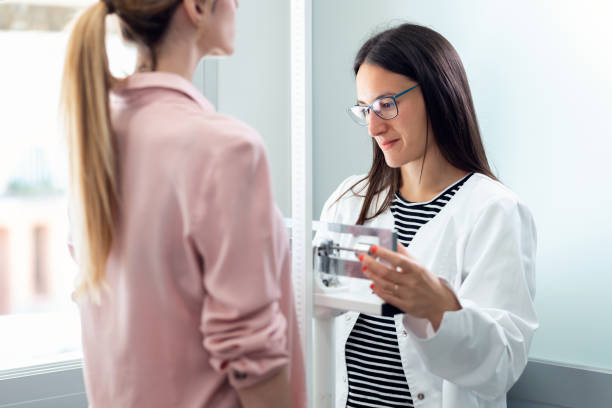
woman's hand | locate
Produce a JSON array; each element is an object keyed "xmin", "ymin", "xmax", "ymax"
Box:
[{"xmin": 359, "ymin": 244, "xmax": 462, "ymax": 331}]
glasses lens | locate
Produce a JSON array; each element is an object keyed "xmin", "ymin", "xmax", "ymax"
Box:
[
  {"xmin": 347, "ymin": 106, "xmax": 368, "ymax": 126},
  {"xmin": 372, "ymin": 97, "xmax": 397, "ymax": 120}
]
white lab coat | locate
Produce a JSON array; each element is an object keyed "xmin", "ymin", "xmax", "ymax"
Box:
[{"xmin": 317, "ymin": 172, "xmax": 538, "ymax": 408}]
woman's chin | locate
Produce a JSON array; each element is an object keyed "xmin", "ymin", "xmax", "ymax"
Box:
[
  {"xmin": 205, "ymin": 43, "xmax": 235, "ymax": 58},
  {"xmin": 383, "ymin": 154, "xmax": 404, "ymax": 169}
]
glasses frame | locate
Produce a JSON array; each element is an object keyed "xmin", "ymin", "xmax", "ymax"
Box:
[{"xmin": 346, "ymin": 84, "xmax": 420, "ymax": 126}]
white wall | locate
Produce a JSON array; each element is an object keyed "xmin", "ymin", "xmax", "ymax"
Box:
[
  {"xmin": 210, "ymin": 0, "xmax": 291, "ymax": 216},
  {"xmin": 313, "ymin": 0, "xmax": 612, "ymax": 370}
]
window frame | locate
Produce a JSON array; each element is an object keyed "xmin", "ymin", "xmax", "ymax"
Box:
[
  {"xmin": 0, "ymin": 359, "xmax": 86, "ymax": 408},
  {"xmin": 0, "ymin": 59, "xmax": 217, "ymax": 407}
]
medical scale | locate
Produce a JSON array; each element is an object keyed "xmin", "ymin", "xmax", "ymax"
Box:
[{"xmin": 311, "ymin": 221, "xmax": 401, "ymax": 407}]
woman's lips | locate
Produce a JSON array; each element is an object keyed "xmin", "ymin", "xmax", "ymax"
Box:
[{"xmin": 379, "ymin": 138, "xmax": 400, "ymax": 151}]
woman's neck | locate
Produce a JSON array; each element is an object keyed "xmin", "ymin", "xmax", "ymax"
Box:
[
  {"xmin": 398, "ymin": 145, "xmax": 468, "ymax": 203},
  {"xmin": 134, "ymin": 9, "xmax": 202, "ymax": 81},
  {"xmin": 135, "ymin": 41, "xmax": 201, "ymax": 81}
]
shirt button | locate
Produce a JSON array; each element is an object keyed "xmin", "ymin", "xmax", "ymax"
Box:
[
  {"xmin": 417, "ymin": 393, "xmax": 425, "ymax": 400},
  {"xmin": 345, "ymin": 314, "xmax": 352, "ymax": 321},
  {"xmin": 343, "ymin": 375, "xmax": 347, "ymax": 383}
]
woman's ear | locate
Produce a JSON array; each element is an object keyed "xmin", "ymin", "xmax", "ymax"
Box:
[{"xmin": 182, "ymin": 0, "xmax": 206, "ymax": 26}]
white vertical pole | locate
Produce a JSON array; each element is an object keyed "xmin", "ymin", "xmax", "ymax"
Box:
[
  {"xmin": 314, "ymin": 314, "xmax": 335, "ymax": 407},
  {"xmin": 290, "ymin": 0, "xmax": 313, "ymax": 406}
]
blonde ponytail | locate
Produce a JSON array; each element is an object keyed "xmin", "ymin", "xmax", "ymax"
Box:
[{"xmin": 61, "ymin": 2, "xmax": 118, "ymax": 300}]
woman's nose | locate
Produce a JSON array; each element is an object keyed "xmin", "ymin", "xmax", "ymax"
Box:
[{"xmin": 367, "ymin": 112, "xmax": 386, "ymax": 137}]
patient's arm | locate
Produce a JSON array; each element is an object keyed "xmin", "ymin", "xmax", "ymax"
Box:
[{"xmin": 236, "ymin": 365, "xmax": 292, "ymax": 408}]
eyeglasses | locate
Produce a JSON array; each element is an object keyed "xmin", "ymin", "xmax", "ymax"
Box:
[{"xmin": 346, "ymin": 84, "xmax": 420, "ymax": 126}]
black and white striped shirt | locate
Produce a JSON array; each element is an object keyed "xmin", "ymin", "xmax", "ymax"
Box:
[
  {"xmin": 345, "ymin": 174, "xmax": 472, "ymax": 408},
  {"xmin": 391, "ymin": 173, "xmax": 472, "ymax": 246}
]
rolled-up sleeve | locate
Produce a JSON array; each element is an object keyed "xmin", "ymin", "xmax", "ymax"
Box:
[
  {"xmin": 188, "ymin": 131, "xmax": 289, "ymax": 389},
  {"xmin": 406, "ymin": 197, "xmax": 538, "ymax": 400}
]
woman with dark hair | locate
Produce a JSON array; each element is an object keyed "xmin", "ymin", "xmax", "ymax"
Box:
[{"xmin": 319, "ymin": 24, "xmax": 537, "ymax": 407}]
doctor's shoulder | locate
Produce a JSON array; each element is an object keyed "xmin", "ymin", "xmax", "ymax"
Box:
[
  {"xmin": 319, "ymin": 174, "xmax": 369, "ymax": 223},
  {"xmin": 458, "ymin": 173, "xmax": 536, "ymax": 236}
]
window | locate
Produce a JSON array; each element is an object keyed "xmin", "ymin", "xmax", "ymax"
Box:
[
  {"xmin": 0, "ymin": 0, "xmax": 136, "ymax": 373},
  {"xmin": 32, "ymin": 225, "xmax": 50, "ymax": 297},
  {"xmin": 0, "ymin": 229, "xmax": 9, "ymax": 315}
]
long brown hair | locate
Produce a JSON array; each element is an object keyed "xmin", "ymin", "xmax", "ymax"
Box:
[
  {"xmin": 344, "ymin": 24, "xmax": 496, "ymax": 225},
  {"xmin": 61, "ymin": 0, "xmax": 182, "ymax": 299}
]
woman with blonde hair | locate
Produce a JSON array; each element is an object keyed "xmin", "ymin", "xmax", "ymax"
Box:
[{"xmin": 62, "ymin": 0, "xmax": 305, "ymax": 406}]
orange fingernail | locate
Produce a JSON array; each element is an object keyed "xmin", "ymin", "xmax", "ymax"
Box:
[
  {"xmin": 358, "ymin": 253, "xmax": 365, "ymax": 262},
  {"xmin": 361, "ymin": 265, "xmax": 367, "ymax": 272},
  {"xmin": 370, "ymin": 245, "xmax": 378, "ymax": 254}
]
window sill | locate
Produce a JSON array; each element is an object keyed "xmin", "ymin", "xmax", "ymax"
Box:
[{"xmin": 0, "ymin": 359, "xmax": 87, "ymax": 408}]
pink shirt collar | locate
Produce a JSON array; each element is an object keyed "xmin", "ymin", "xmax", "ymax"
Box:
[{"xmin": 115, "ymin": 71, "xmax": 215, "ymax": 112}]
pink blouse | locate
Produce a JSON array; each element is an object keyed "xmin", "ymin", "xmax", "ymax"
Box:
[{"xmin": 76, "ymin": 72, "xmax": 305, "ymax": 407}]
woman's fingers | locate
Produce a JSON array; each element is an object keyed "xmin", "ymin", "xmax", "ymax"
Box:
[
  {"xmin": 370, "ymin": 244, "xmax": 417, "ymax": 272},
  {"xmin": 371, "ymin": 283, "xmax": 406, "ymax": 312},
  {"xmin": 360, "ymin": 253, "xmax": 400, "ymax": 284},
  {"xmin": 367, "ymin": 271, "xmax": 397, "ymax": 293},
  {"xmin": 361, "ymin": 245, "xmax": 457, "ymax": 324}
]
